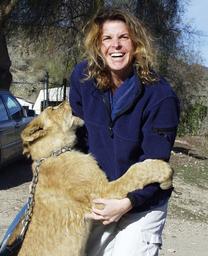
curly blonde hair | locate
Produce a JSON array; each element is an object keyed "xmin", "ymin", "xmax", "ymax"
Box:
[{"xmin": 83, "ymin": 8, "xmax": 157, "ymax": 89}]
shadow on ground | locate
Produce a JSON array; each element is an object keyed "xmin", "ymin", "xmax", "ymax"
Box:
[
  {"xmin": 173, "ymin": 146, "xmax": 208, "ymax": 160},
  {"xmin": 0, "ymin": 158, "xmax": 32, "ymax": 190}
]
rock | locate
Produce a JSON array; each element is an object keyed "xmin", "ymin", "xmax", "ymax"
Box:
[{"xmin": 167, "ymin": 248, "xmax": 176, "ymax": 253}]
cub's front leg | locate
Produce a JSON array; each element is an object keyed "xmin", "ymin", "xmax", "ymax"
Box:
[{"xmin": 104, "ymin": 159, "xmax": 174, "ymax": 199}]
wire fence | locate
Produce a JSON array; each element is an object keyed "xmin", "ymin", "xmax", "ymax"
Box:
[{"xmin": 12, "ymin": 71, "xmax": 69, "ymax": 114}]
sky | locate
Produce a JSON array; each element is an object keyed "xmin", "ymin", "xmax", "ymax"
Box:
[{"xmin": 184, "ymin": 0, "xmax": 208, "ymax": 67}]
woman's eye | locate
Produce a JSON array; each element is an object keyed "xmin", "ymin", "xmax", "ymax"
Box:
[
  {"xmin": 121, "ymin": 35, "xmax": 129, "ymax": 40},
  {"xmin": 102, "ymin": 37, "xmax": 111, "ymax": 41}
]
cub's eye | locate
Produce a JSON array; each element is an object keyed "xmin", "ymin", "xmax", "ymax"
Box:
[{"xmin": 51, "ymin": 106, "xmax": 59, "ymax": 111}]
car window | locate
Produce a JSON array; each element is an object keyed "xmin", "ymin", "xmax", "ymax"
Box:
[
  {"xmin": 0, "ymin": 97, "xmax": 9, "ymax": 121},
  {"xmin": 2, "ymin": 94, "xmax": 22, "ymax": 117}
]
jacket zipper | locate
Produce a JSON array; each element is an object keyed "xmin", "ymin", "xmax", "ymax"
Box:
[
  {"xmin": 152, "ymin": 127, "xmax": 177, "ymax": 133},
  {"xmin": 102, "ymin": 96, "xmax": 114, "ymax": 137}
]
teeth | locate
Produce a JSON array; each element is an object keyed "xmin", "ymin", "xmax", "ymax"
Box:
[{"xmin": 110, "ymin": 53, "xmax": 124, "ymax": 57}]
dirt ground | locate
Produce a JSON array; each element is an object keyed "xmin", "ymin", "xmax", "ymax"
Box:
[{"xmin": 0, "ymin": 136, "xmax": 208, "ymax": 255}]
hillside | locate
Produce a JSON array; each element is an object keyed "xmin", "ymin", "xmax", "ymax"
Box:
[{"xmin": 5, "ymin": 34, "xmax": 208, "ymax": 135}]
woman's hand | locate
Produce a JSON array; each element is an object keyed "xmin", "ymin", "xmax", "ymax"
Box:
[{"xmin": 85, "ymin": 198, "xmax": 132, "ymax": 225}]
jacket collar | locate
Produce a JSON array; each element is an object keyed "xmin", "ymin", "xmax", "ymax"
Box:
[
  {"xmin": 110, "ymin": 70, "xmax": 143, "ymax": 120},
  {"xmin": 91, "ymin": 68, "xmax": 143, "ymax": 121}
]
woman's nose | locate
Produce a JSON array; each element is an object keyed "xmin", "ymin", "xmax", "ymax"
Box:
[{"xmin": 111, "ymin": 38, "xmax": 121, "ymax": 48}]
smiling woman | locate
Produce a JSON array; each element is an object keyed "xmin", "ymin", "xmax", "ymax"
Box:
[
  {"xmin": 69, "ymin": 7, "xmax": 180, "ymax": 256},
  {"xmin": 100, "ymin": 20, "xmax": 134, "ymax": 88},
  {"xmin": 83, "ymin": 8, "xmax": 156, "ymax": 90}
]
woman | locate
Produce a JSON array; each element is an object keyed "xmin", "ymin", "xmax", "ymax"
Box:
[{"xmin": 69, "ymin": 8, "xmax": 180, "ymax": 256}]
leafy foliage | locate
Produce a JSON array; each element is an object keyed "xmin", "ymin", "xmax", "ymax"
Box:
[{"xmin": 178, "ymin": 103, "xmax": 208, "ymax": 135}]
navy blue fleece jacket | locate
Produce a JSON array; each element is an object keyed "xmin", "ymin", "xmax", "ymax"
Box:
[{"xmin": 69, "ymin": 61, "xmax": 180, "ymax": 212}]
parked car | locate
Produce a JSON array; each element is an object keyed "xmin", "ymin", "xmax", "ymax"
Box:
[{"xmin": 0, "ymin": 90, "xmax": 34, "ymax": 168}]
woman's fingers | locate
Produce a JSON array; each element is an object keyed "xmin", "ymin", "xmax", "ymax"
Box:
[
  {"xmin": 86, "ymin": 198, "xmax": 132, "ymax": 224},
  {"xmin": 85, "ymin": 212, "xmax": 105, "ymax": 220}
]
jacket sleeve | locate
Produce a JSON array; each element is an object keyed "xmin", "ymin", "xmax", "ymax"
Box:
[
  {"xmin": 127, "ymin": 96, "xmax": 180, "ymax": 209},
  {"xmin": 69, "ymin": 63, "xmax": 89, "ymax": 153},
  {"xmin": 69, "ymin": 65, "xmax": 84, "ymax": 119}
]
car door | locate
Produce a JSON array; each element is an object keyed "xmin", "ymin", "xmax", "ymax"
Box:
[
  {"xmin": 1, "ymin": 93, "xmax": 25, "ymax": 164},
  {"xmin": 0, "ymin": 97, "xmax": 17, "ymax": 165}
]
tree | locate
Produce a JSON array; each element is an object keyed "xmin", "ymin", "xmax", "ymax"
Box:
[
  {"xmin": 0, "ymin": 0, "xmax": 16, "ymax": 89},
  {"xmin": 4, "ymin": 0, "xmax": 104, "ymax": 79},
  {"xmin": 3, "ymin": 0, "xmax": 184, "ymax": 77},
  {"xmin": 133, "ymin": 0, "xmax": 182, "ymax": 74},
  {"xmin": 0, "ymin": 0, "xmax": 18, "ymax": 28}
]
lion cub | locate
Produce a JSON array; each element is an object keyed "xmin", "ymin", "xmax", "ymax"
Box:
[{"xmin": 18, "ymin": 101, "xmax": 173, "ymax": 256}]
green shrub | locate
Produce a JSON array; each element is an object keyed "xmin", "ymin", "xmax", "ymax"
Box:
[{"xmin": 178, "ymin": 103, "xmax": 207, "ymax": 135}]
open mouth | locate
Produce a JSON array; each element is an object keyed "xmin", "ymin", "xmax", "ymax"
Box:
[{"xmin": 110, "ymin": 52, "xmax": 125, "ymax": 58}]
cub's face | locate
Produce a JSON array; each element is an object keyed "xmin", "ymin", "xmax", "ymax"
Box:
[{"xmin": 21, "ymin": 101, "xmax": 83, "ymax": 160}]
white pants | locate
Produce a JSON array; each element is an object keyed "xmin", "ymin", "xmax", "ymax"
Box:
[{"xmin": 86, "ymin": 202, "xmax": 168, "ymax": 256}]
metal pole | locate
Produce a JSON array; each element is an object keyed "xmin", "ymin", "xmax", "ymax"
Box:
[
  {"xmin": 45, "ymin": 71, "xmax": 49, "ymax": 108},
  {"xmin": 63, "ymin": 78, "xmax": 67, "ymax": 100},
  {"xmin": 42, "ymin": 77, "xmax": 46, "ymax": 111}
]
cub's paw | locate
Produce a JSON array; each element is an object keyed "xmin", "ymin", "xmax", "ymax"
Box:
[
  {"xmin": 160, "ymin": 178, "xmax": 173, "ymax": 190},
  {"xmin": 158, "ymin": 163, "xmax": 174, "ymax": 190}
]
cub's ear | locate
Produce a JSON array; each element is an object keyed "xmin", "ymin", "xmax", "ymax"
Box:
[
  {"xmin": 71, "ymin": 116, "xmax": 84, "ymax": 128},
  {"xmin": 21, "ymin": 118, "xmax": 46, "ymax": 143}
]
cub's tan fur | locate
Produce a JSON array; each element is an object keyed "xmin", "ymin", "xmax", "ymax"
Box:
[{"xmin": 19, "ymin": 101, "xmax": 173, "ymax": 256}]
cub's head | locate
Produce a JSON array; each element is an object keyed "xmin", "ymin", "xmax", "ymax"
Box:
[{"xmin": 21, "ymin": 101, "xmax": 83, "ymax": 160}]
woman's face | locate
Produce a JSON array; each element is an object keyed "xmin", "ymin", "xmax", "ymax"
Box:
[{"xmin": 100, "ymin": 20, "xmax": 135, "ymax": 79}]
